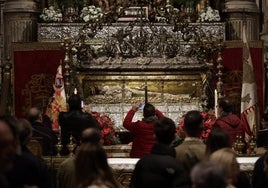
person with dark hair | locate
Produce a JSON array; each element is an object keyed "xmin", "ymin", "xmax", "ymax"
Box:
[
  {"xmin": 59, "ymin": 93, "xmax": 99, "ymax": 155},
  {"xmin": 26, "ymin": 107, "xmax": 57, "ymax": 156},
  {"xmin": 191, "ymin": 161, "xmax": 227, "ymax": 188},
  {"xmin": 4, "ymin": 118, "xmax": 52, "ymax": 188},
  {"xmin": 74, "ymin": 143, "xmax": 120, "ymax": 188},
  {"xmin": 205, "ymin": 127, "xmax": 232, "ymax": 157},
  {"xmin": 257, "ymin": 112, "xmax": 268, "ymax": 147},
  {"xmin": 123, "ymin": 101, "xmax": 164, "ymax": 158},
  {"xmin": 130, "ymin": 117, "xmax": 189, "ymax": 188},
  {"xmin": 57, "ymin": 127, "xmax": 102, "ymax": 188},
  {"xmin": 175, "ymin": 110, "xmax": 206, "ymax": 185},
  {"xmin": 252, "ymin": 151, "xmax": 268, "ymax": 188},
  {"xmin": 17, "ymin": 119, "xmax": 33, "ymax": 149},
  {"xmin": 214, "ymin": 98, "xmax": 246, "ymax": 145},
  {"xmin": 261, "ymin": 111, "xmax": 268, "ymax": 129},
  {"xmin": 80, "ymin": 127, "xmax": 101, "ymax": 144},
  {"xmin": 0, "ymin": 116, "xmax": 17, "ymax": 188}
]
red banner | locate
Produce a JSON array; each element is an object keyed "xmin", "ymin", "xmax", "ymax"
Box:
[
  {"xmin": 220, "ymin": 41, "xmax": 263, "ymax": 119},
  {"xmin": 13, "ymin": 43, "xmax": 64, "ymax": 118}
]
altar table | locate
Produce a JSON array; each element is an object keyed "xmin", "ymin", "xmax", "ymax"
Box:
[{"xmin": 44, "ymin": 156, "xmax": 259, "ymax": 188}]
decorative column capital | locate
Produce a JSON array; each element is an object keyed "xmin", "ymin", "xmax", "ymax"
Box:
[
  {"xmin": 223, "ymin": 0, "xmax": 260, "ymax": 40},
  {"xmin": 3, "ymin": 0, "xmax": 38, "ymax": 13}
]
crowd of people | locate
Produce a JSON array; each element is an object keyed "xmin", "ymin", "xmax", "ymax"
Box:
[{"xmin": 1, "ymin": 95, "xmax": 268, "ymax": 187}]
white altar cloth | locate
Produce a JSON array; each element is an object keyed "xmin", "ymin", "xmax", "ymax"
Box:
[
  {"xmin": 108, "ymin": 157, "xmax": 260, "ymax": 171},
  {"xmin": 237, "ymin": 156, "xmax": 259, "ymax": 171},
  {"xmin": 108, "ymin": 158, "xmax": 139, "ymax": 170}
]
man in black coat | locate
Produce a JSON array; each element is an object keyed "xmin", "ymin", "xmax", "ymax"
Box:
[
  {"xmin": 130, "ymin": 117, "xmax": 189, "ymax": 188},
  {"xmin": 27, "ymin": 107, "xmax": 57, "ymax": 156},
  {"xmin": 252, "ymin": 151, "xmax": 268, "ymax": 188},
  {"xmin": 59, "ymin": 94, "xmax": 99, "ymax": 155}
]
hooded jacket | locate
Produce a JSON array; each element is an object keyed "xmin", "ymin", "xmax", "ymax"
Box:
[{"xmin": 213, "ymin": 114, "xmax": 245, "ymax": 144}]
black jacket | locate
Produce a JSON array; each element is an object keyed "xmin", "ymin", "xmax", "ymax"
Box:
[
  {"xmin": 130, "ymin": 143, "xmax": 190, "ymax": 188},
  {"xmin": 32, "ymin": 121, "xmax": 57, "ymax": 156},
  {"xmin": 252, "ymin": 155, "xmax": 268, "ymax": 188},
  {"xmin": 4, "ymin": 151, "xmax": 52, "ymax": 188},
  {"xmin": 59, "ymin": 110, "xmax": 99, "ymax": 154}
]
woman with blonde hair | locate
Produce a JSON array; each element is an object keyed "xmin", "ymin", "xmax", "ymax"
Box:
[{"xmin": 210, "ymin": 148, "xmax": 250, "ymax": 188}]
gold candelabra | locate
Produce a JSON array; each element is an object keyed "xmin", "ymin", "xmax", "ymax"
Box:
[
  {"xmin": 55, "ymin": 134, "xmax": 63, "ymax": 157},
  {"xmin": 247, "ymin": 136, "xmax": 256, "ymax": 155},
  {"xmin": 67, "ymin": 134, "xmax": 76, "ymax": 156},
  {"xmin": 234, "ymin": 135, "xmax": 245, "ymax": 155},
  {"xmin": 233, "ymin": 134, "xmax": 257, "ymax": 156}
]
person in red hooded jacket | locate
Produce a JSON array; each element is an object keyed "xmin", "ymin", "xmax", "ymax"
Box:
[
  {"xmin": 123, "ymin": 102, "xmax": 164, "ymax": 158},
  {"xmin": 213, "ymin": 98, "xmax": 246, "ymax": 145}
]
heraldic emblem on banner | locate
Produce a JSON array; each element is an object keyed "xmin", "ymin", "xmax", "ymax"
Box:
[{"xmin": 46, "ymin": 64, "xmax": 67, "ymax": 132}]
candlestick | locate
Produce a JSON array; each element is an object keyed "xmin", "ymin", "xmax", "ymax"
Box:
[
  {"xmin": 214, "ymin": 89, "xmax": 218, "ymax": 118},
  {"xmin": 58, "ymin": 125, "xmax": 61, "ymax": 137},
  {"xmin": 74, "ymin": 88, "xmax": 77, "ymax": 94},
  {"xmin": 145, "ymin": 86, "xmax": 148, "ymax": 104},
  {"xmin": 81, "ymin": 100, "xmax": 84, "ymax": 108}
]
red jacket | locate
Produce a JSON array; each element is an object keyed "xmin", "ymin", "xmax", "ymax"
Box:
[
  {"xmin": 123, "ymin": 109, "xmax": 164, "ymax": 158},
  {"xmin": 213, "ymin": 114, "xmax": 246, "ymax": 144}
]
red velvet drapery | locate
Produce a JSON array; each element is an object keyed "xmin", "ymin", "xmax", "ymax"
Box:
[
  {"xmin": 13, "ymin": 43, "xmax": 64, "ymax": 118},
  {"xmin": 12, "ymin": 41, "xmax": 264, "ymax": 120},
  {"xmin": 220, "ymin": 41, "xmax": 264, "ymax": 117}
]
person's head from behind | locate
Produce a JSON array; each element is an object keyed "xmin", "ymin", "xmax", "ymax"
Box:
[
  {"xmin": 75, "ymin": 143, "xmax": 115, "ymax": 187},
  {"xmin": 263, "ymin": 112, "xmax": 268, "ymax": 122},
  {"xmin": 206, "ymin": 128, "xmax": 231, "ymax": 156},
  {"xmin": 17, "ymin": 118, "xmax": 33, "ymax": 147},
  {"xmin": 26, "ymin": 107, "xmax": 42, "ymax": 124},
  {"xmin": 210, "ymin": 148, "xmax": 239, "ymax": 185},
  {"xmin": 68, "ymin": 94, "xmax": 82, "ymax": 111},
  {"xmin": 143, "ymin": 103, "xmax": 156, "ymax": 118},
  {"xmin": 184, "ymin": 110, "xmax": 203, "ymax": 137},
  {"xmin": 261, "ymin": 112, "xmax": 268, "ymax": 129},
  {"xmin": 191, "ymin": 161, "xmax": 227, "ymax": 188},
  {"xmin": 0, "ymin": 116, "xmax": 18, "ymax": 172},
  {"xmin": 80, "ymin": 127, "xmax": 101, "ymax": 145},
  {"xmin": 218, "ymin": 98, "xmax": 233, "ymax": 114},
  {"xmin": 154, "ymin": 117, "xmax": 176, "ymax": 145}
]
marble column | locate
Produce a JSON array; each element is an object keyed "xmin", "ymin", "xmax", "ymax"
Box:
[
  {"xmin": 223, "ymin": 0, "xmax": 260, "ymax": 40},
  {"xmin": 0, "ymin": 0, "xmax": 5, "ymax": 83},
  {"xmin": 1, "ymin": 0, "xmax": 38, "ymax": 114},
  {"xmin": 260, "ymin": 0, "xmax": 268, "ymax": 40},
  {"xmin": 3, "ymin": 0, "xmax": 39, "ymax": 59}
]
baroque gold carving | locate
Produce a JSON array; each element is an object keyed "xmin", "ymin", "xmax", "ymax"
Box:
[{"xmin": 82, "ymin": 72, "xmax": 203, "ymax": 104}]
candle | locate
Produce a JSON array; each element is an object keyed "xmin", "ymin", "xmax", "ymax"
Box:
[
  {"xmin": 214, "ymin": 89, "xmax": 218, "ymax": 118},
  {"xmin": 81, "ymin": 100, "xmax": 84, "ymax": 108},
  {"xmin": 58, "ymin": 125, "xmax": 61, "ymax": 137},
  {"xmin": 74, "ymin": 88, "xmax": 77, "ymax": 95}
]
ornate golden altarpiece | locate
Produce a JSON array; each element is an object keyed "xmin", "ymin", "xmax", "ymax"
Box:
[
  {"xmin": 38, "ymin": 22, "xmax": 225, "ymax": 130},
  {"xmin": 36, "ymin": 21, "xmax": 265, "ymax": 188}
]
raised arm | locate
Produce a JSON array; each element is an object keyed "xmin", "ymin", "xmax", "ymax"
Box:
[{"xmin": 123, "ymin": 102, "xmax": 140, "ymax": 131}]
